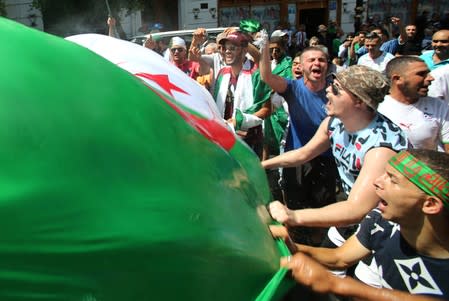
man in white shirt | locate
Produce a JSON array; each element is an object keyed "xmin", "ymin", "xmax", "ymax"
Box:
[
  {"xmin": 378, "ymin": 56, "xmax": 449, "ymax": 153},
  {"xmin": 428, "ymin": 64, "xmax": 449, "ymax": 102},
  {"xmin": 357, "ymin": 32, "xmax": 394, "ymax": 74}
]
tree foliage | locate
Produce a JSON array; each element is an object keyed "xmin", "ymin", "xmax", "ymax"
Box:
[
  {"xmin": 0, "ymin": 0, "xmax": 6, "ymax": 17},
  {"xmin": 31, "ymin": 0, "xmax": 146, "ymax": 37}
]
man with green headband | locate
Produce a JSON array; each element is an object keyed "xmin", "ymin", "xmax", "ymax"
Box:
[{"xmin": 273, "ymin": 149, "xmax": 449, "ymax": 299}]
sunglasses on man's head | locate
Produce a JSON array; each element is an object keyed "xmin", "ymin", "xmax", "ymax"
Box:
[{"xmin": 171, "ymin": 48, "xmax": 185, "ymax": 53}]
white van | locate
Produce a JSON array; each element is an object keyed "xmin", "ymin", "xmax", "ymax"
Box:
[{"xmin": 128, "ymin": 27, "xmax": 227, "ymax": 47}]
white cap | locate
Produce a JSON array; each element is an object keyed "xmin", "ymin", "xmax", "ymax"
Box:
[
  {"xmin": 271, "ymin": 30, "xmax": 287, "ymax": 39},
  {"xmin": 170, "ymin": 36, "xmax": 186, "ymax": 49}
]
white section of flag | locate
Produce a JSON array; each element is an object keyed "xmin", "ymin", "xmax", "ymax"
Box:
[{"xmin": 65, "ymin": 34, "xmax": 221, "ymax": 122}]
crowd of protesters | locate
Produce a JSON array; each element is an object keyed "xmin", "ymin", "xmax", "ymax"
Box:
[{"xmin": 108, "ymin": 15, "xmax": 449, "ymax": 301}]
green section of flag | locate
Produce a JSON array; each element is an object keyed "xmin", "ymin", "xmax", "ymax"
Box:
[
  {"xmin": 263, "ymin": 56, "xmax": 293, "ymax": 156},
  {"xmin": 0, "ymin": 18, "xmax": 288, "ymax": 301}
]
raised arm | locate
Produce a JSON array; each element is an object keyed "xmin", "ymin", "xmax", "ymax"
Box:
[
  {"xmin": 391, "ymin": 17, "xmax": 405, "ymax": 44},
  {"xmin": 143, "ymin": 35, "xmax": 156, "ymax": 50},
  {"xmin": 188, "ymin": 46, "xmax": 210, "ymax": 76},
  {"xmin": 107, "ymin": 17, "xmax": 119, "ymax": 38},
  {"xmin": 259, "ymin": 34, "xmax": 288, "ymax": 94},
  {"xmin": 348, "ymin": 36, "xmax": 359, "ymax": 61},
  {"xmin": 189, "ymin": 28, "xmax": 207, "ymax": 60}
]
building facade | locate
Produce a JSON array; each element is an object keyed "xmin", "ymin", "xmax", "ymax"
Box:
[
  {"xmin": 4, "ymin": 0, "xmax": 448, "ymax": 39},
  {"xmin": 4, "ymin": 0, "xmax": 43, "ymax": 30},
  {"xmin": 217, "ymin": 0, "xmax": 449, "ymax": 38}
]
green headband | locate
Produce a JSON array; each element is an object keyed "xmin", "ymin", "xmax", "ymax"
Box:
[
  {"xmin": 388, "ymin": 151, "xmax": 449, "ymax": 210},
  {"xmin": 239, "ymin": 19, "xmax": 262, "ymax": 33}
]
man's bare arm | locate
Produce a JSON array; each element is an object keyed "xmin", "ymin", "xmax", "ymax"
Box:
[
  {"xmin": 296, "ymin": 235, "xmax": 371, "ymax": 270},
  {"xmin": 282, "ymin": 252, "xmax": 442, "ymax": 301},
  {"xmin": 443, "ymin": 143, "xmax": 449, "ymax": 153},
  {"xmin": 270, "ymin": 225, "xmax": 370, "ymax": 270},
  {"xmin": 253, "ymin": 100, "xmax": 272, "ymax": 119},
  {"xmin": 259, "ymin": 36, "xmax": 288, "ymax": 94},
  {"xmin": 270, "ymin": 147, "xmax": 397, "ymax": 228},
  {"xmin": 262, "ymin": 117, "xmax": 331, "ymax": 169}
]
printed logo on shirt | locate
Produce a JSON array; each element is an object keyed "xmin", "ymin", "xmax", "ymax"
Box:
[{"xmin": 394, "ymin": 258, "xmax": 443, "ymax": 295}]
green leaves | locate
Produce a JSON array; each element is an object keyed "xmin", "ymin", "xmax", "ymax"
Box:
[{"xmin": 0, "ymin": 0, "xmax": 6, "ymax": 17}]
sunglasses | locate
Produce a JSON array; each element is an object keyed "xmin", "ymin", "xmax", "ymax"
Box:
[
  {"xmin": 328, "ymin": 77, "xmax": 343, "ymax": 96},
  {"xmin": 270, "ymin": 47, "xmax": 281, "ymax": 53},
  {"xmin": 222, "ymin": 45, "xmax": 240, "ymax": 52},
  {"xmin": 170, "ymin": 48, "xmax": 185, "ymax": 53}
]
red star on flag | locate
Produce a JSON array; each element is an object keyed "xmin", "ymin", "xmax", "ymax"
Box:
[
  {"xmin": 145, "ymin": 86, "xmax": 236, "ymax": 151},
  {"xmin": 135, "ymin": 73, "xmax": 189, "ymax": 97}
]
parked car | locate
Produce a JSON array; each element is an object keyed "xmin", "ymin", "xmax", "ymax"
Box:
[{"xmin": 128, "ymin": 27, "xmax": 228, "ymax": 47}]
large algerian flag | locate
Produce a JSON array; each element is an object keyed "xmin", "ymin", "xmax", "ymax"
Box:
[{"xmin": 0, "ymin": 17, "xmax": 292, "ymax": 301}]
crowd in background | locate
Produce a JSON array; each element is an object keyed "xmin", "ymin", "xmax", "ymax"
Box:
[{"xmin": 108, "ymin": 15, "xmax": 449, "ymax": 301}]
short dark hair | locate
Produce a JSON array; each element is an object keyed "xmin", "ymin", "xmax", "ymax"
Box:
[
  {"xmin": 364, "ymin": 32, "xmax": 381, "ymax": 40},
  {"xmin": 408, "ymin": 149, "xmax": 449, "ymax": 183},
  {"xmin": 386, "ymin": 55, "xmax": 425, "ymax": 79},
  {"xmin": 300, "ymin": 46, "xmax": 329, "ymax": 62},
  {"xmin": 370, "ymin": 27, "xmax": 390, "ymax": 39}
]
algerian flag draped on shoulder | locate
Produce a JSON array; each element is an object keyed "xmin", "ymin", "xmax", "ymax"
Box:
[
  {"xmin": 261, "ymin": 56, "xmax": 293, "ymax": 155},
  {"xmin": 0, "ymin": 17, "xmax": 292, "ymax": 301},
  {"xmin": 213, "ymin": 62, "xmax": 272, "ymax": 131}
]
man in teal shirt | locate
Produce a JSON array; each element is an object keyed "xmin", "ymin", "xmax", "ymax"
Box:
[{"xmin": 420, "ymin": 29, "xmax": 449, "ymax": 70}]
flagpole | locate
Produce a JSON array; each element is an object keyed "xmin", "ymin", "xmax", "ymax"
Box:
[{"xmin": 105, "ymin": 0, "xmax": 120, "ymax": 38}]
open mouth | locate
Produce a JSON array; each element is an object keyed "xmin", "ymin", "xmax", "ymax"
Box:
[
  {"xmin": 419, "ymin": 86, "xmax": 429, "ymax": 93},
  {"xmin": 311, "ymin": 68, "xmax": 322, "ymax": 76},
  {"xmin": 293, "ymin": 70, "xmax": 302, "ymax": 77},
  {"xmin": 378, "ymin": 199, "xmax": 388, "ymax": 211}
]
